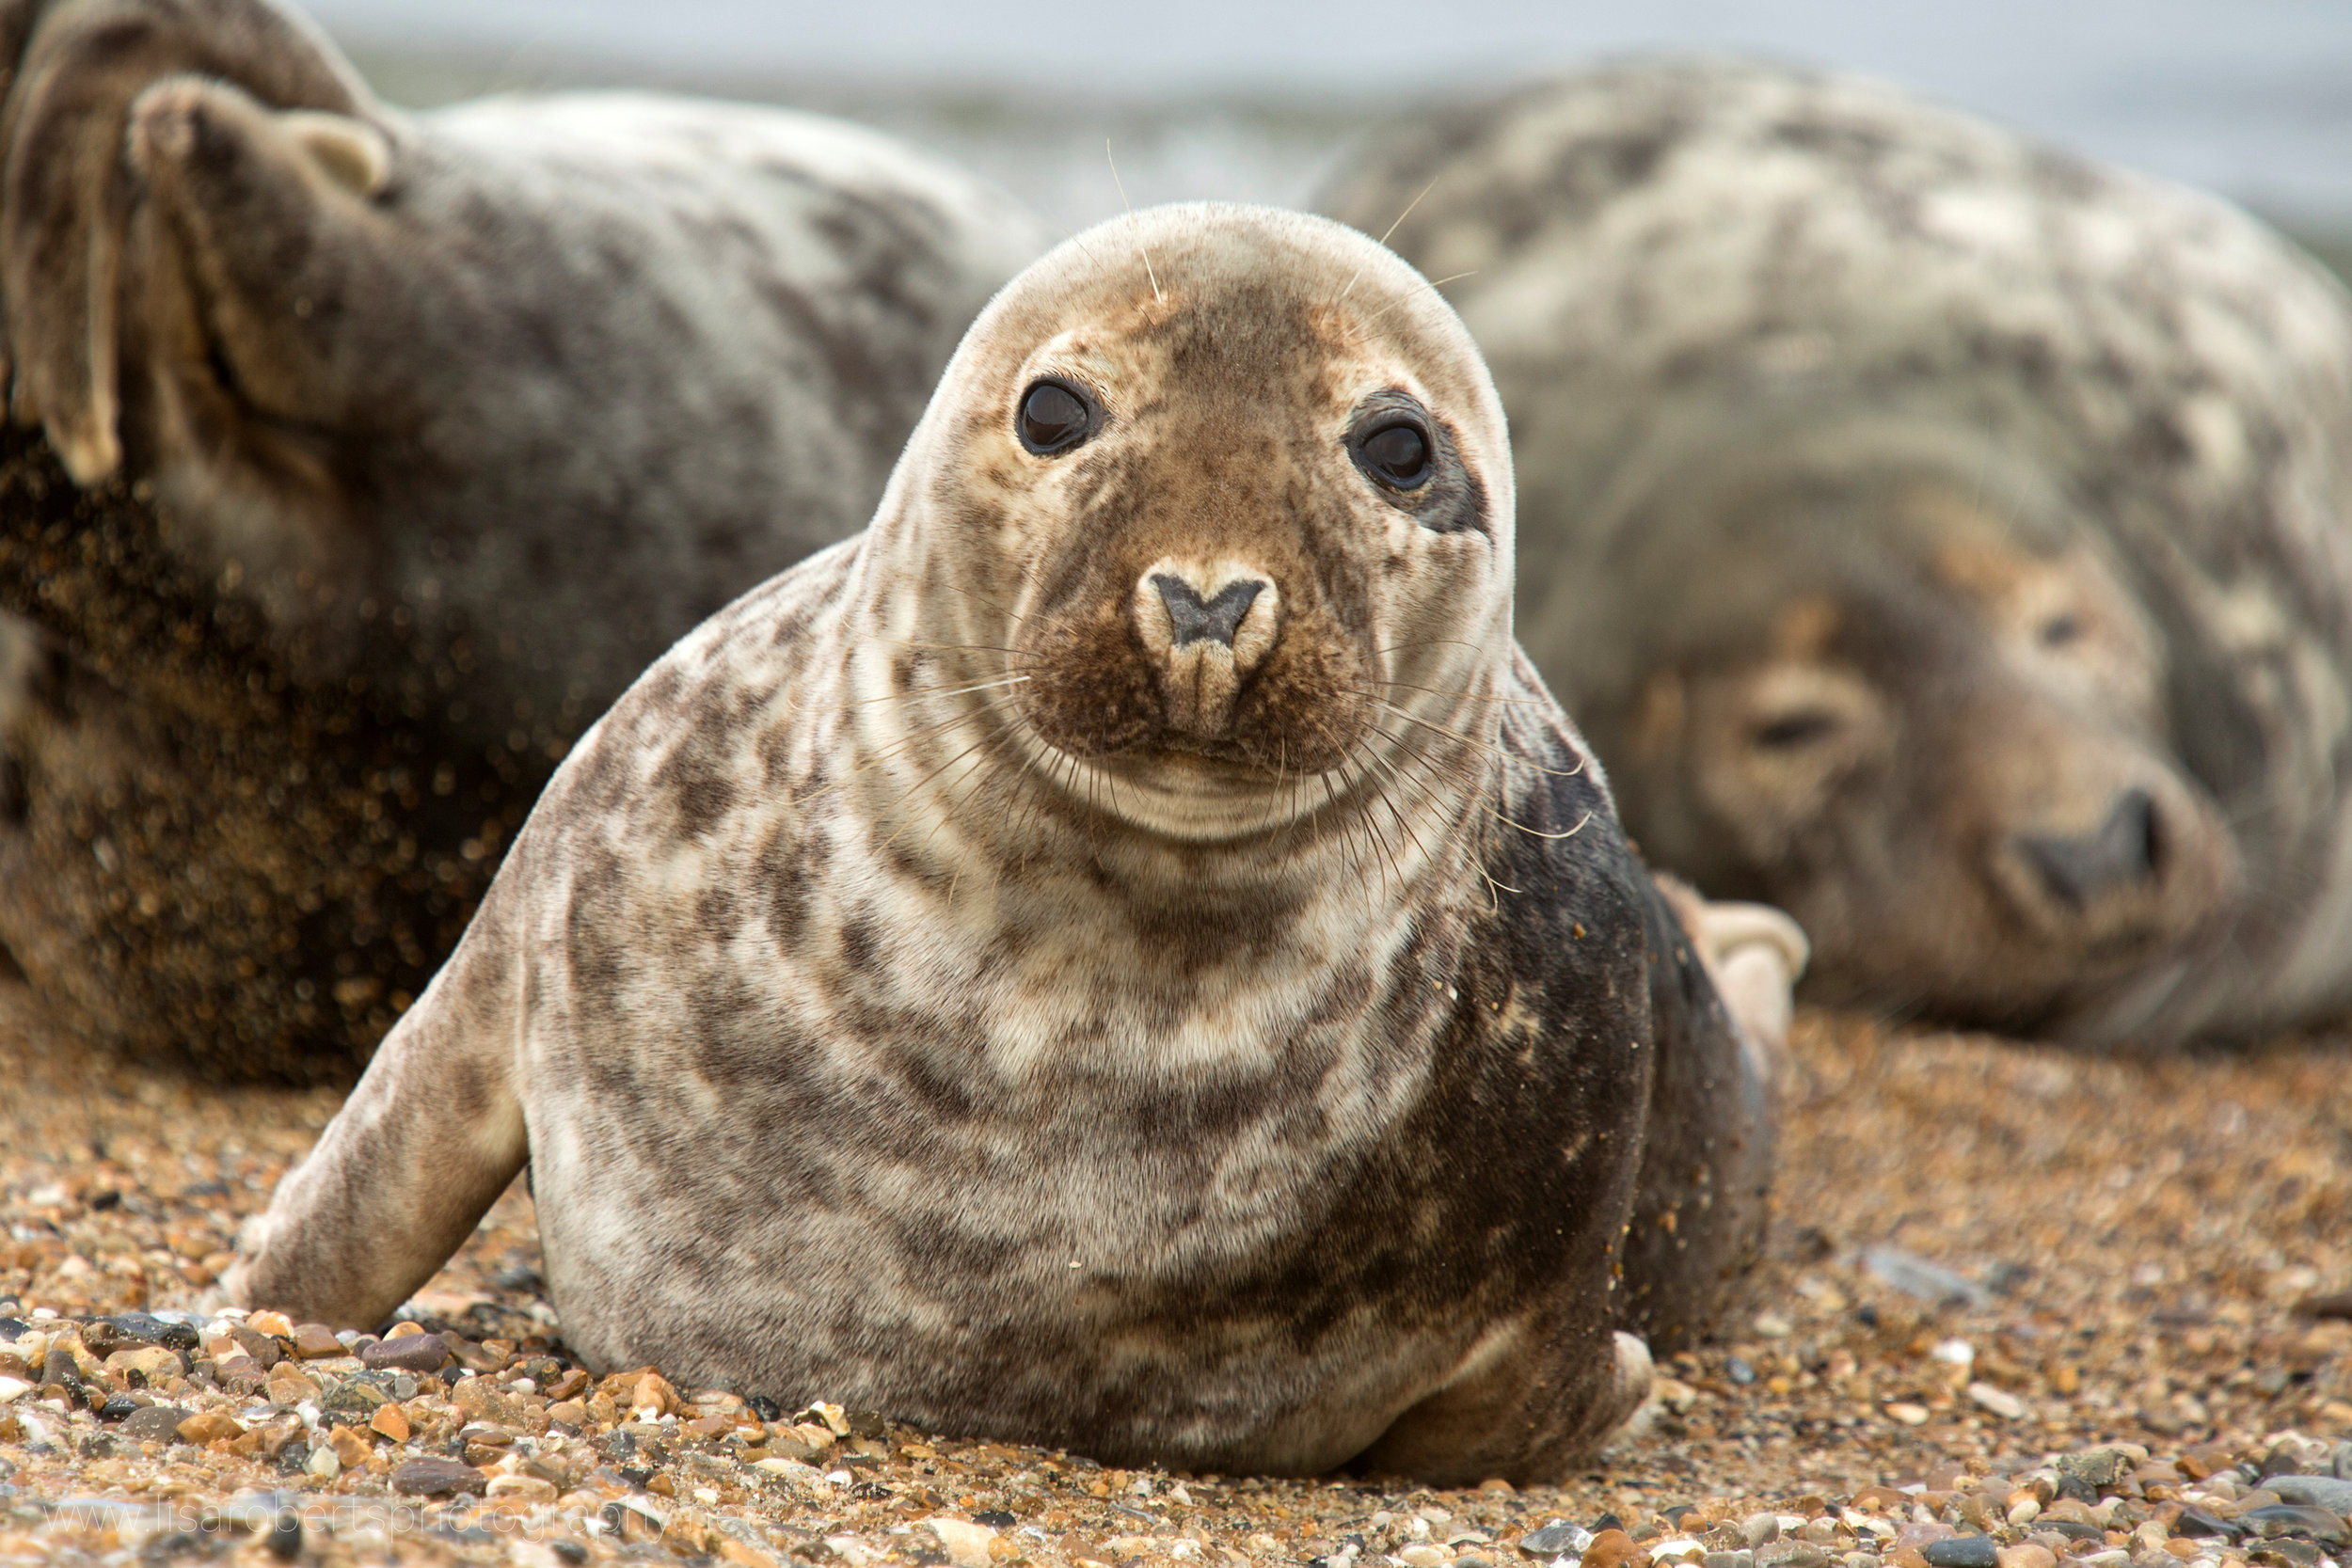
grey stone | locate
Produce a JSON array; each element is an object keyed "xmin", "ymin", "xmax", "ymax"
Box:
[
  {"xmin": 1921, "ymin": 1537, "xmax": 2000, "ymax": 1568},
  {"xmin": 390, "ymin": 1457, "xmax": 488, "ymax": 1497},
  {"xmin": 118, "ymin": 1405, "xmax": 189, "ymax": 1444},
  {"xmin": 2239, "ymin": 1507, "xmax": 2348, "ymax": 1545},
  {"xmin": 2060, "ymin": 1448, "xmax": 2138, "ymax": 1493},
  {"xmin": 2270, "ymin": 1479, "xmax": 2352, "ymax": 1517},
  {"xmin": 2175, "ymin": 1509, "xmax": 2242, "ymax": 1540},
  {"xmin": 361, "ymin": 1334, "xmax": 451, "ymax": 1374},
  {"xmin": 1519, "ymin": 1526, "xmax": 1585, "ymax": 1557},
  {"xmin": 1861, "ymin": 1247, "xmax": 1991, "ymax": 1308}
]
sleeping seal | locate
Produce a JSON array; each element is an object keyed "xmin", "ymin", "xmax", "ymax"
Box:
[
  {"xmin": 227, "ymin": 203, "xmax": 1804, "ymax": 1481},
  {"xmin": 0, "ymin": 0, "xmax": 1045, "ymax": 1075},
  {"xmin": 1321, "ymin": 57, "xmax": 2352, "ymax": 1048}
]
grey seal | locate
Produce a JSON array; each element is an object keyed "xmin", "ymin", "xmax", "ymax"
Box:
[
  {"xmin": 1321, "ymin": 57, "xmax": 2352, "ymax": 1047},
  {"xmin": 227, "ymin": 203, "xmax": 1804, "ymax": 1481},
  {"xmin": 0, "ymin": 0, "xmax": 1046, "ymax": 1075}
]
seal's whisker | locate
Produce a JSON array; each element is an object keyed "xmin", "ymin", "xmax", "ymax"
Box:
[
  {"xmin": 1352, "ymin": 724, "xmax": 1466, "ymax": 884},
  {"xmin": 874, "ymin": 728, "xmax": 1014, "ymax": 856},
  {"xmin": 824, "ymin": 673, "xmax": 1031, "ymax": 714},
  {"xmin": 1363, "ymin": 719, "xmax": 1486, "ymax": 844},
  {"xmin": 1314, "ymin": 761, "xmax": 1391, "ymax": 898},
  {"xmin": 1357, "ymin": 272, "xmax": 1475, "ymax": 330},
  {"xmin": 1362, "ymin": 677, "xmax": 1548, "ymax": 706},
  {"xmin": 937, "ymin": 579, "xmax": 1086, "ymax": 638},
  {"xmin": 1105, "ymin": 140, "xmax": 1164, "ymax": 306},
  {"xmin": 1371, "ymin": 722, "xmax": 1510, "ymax": 890},
  {"xmin": 1492, "ymin": 807, "xmax": 1595, "ymax": 842},
  {"xmin": 1046, "ymin": 212, "xmax": 1105, "ymax": 270},
  {"xmin": 1365, "ymin": 713, "xmax": 1517, "ymax": 913},
  {"xmin": 795, "ymin": 706, "xmax": 993, "ymax": 806},
  {"xmin": 915, "ymin": 723, "xmax": 1017, "ymax": 890},
  {"xmin": 1368, "ymin": 697, "xmax": 1586, "ymax": 779},
  {"xmin": 1337, "ymin": 172, "xmax": 1444, "ymax": 301},
  {"xmin": 874, "ymin": 638, "xmax": 1031, "ymax": 659}
]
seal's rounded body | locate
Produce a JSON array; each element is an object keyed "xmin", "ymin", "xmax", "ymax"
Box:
[
  {"xmin": 0, "ymin": 0, "xmax": 1045, "ymax": 1074},
  {"xmin": 1322, "ymin": 58, "xmax": 2352, "ymax": 1047},
  {"xmin": 229, "ymin": 204, "xmax": 1799, "ymax": 1481}
]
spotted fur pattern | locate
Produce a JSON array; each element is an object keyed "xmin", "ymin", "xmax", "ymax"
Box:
[
  {"xmin": 0, "ymin": 0, "xmax": 1047, "ymax": 1071},
  {"xmin": 1322, "ymin": 58, "xmax": 2352, "ymax": 1046},
  {"xmin": 230, "ymin": 205, "xmax": 1774, "ymax": 1482}
]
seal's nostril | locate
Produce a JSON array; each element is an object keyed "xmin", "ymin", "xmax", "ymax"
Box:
[
  {"xmin": 2018, "ymin": 786, "xmax": 2161, "ymax": 909},
  {"xmin": 1152, "ymin": 574, "xmax": 1264, "ymax": 649}
]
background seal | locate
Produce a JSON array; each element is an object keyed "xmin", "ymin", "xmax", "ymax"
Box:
[
  {"xmin": 1322, "ymin": 57, "xmax": 2352, "ymax": 1048},
  {"xmin": 0, "ymin": 0, "xmax": 1047, "ymax": 1076}
]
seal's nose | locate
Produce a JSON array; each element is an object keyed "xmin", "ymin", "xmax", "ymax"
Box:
[
  {"xmin": 1133, "ymin": 561, "xmax": 1281, "ymax": 737},
  {"xmin": 2016, "ymin": 786, "xmax": 2158, "ymax": 908},
  {"xmin": 1152, "ymin": 573, "xmax": 1264, "ymax": 649}
]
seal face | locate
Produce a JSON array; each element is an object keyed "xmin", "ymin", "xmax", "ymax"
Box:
[
  {"xmin": 1321, "ymin": 57, "xmax": 2352, "ymax": 1047},
  {"xmin": 228, "ymin": 203, "xmax": 1788, "ymax": 1483},
  {"xmin": 0, "ymin": 0, "xmax": 1046, "ymax": 1075}
]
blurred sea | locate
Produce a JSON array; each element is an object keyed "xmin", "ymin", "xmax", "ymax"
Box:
[{"xmin": 310, "ymin": 0, "xmax": 2352, "ymax": 268}]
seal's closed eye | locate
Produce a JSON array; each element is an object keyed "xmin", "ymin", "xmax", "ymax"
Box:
[{"xmin": 1019, "ymin": 379, "xmax": 1096, "ymax": 454}]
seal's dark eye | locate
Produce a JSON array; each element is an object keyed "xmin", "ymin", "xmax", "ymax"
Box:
[
  {"xmin": 1357, "ymin": 420, "xmax": 1431, "ymax": 490},
  {"xmin": 1018, "ymin": 379, "xmax": 1093, "ymax": 455}
]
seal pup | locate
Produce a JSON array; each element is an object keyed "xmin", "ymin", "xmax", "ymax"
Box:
[
  {"xmin": 228, "ymin": 204, "xmax": 1804, "ymax": 1481},
  {"xmin": 1322, "ymin": 57, "xmax": 2352, "ymax": 1047},
  {"xmin": 0, "ymin": 0, "xmax": 1047, "ymax": 1075}
]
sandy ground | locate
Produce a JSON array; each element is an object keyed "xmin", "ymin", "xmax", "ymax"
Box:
[{"xmin": 0, "ymin": 978, "xmax": 2346, "ymax": 1565}]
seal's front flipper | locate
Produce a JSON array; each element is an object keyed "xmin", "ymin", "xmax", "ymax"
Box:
[
  {"xmin": 1677, "ymin": 890, "xmax": 1808, "ymax": 1098},
  {"xmin": 224, "ymin": 875, "xmax": 528, "ymax": 1329},
  {"xmin": 1, "ymin": 0, "xmax": 372, "ymax": 484},
  {"xmin": 1352, "ymin": 1320, "xmax": 1654, "ymax": 1487}
]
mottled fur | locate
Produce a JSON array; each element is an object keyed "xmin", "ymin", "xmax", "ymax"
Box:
[
  {"xmin": 230, "ymin": 206, "xmax": 1794, "ymax": 1481},
  {"xmin": 1322, "ymin": 58, "xmax": 2352, "ymax": 1047},
  {"xmin": 0, "ymin": 0, "xmax": 1046, "ymax": 1073}
]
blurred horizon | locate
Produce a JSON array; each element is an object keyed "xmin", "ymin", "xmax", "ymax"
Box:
[{"xmin": 310, "ymin": 1, "xmax": 2352, "ymax": 248}]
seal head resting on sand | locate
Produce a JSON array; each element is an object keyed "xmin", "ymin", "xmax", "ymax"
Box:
[
  {"xmin": 1320, "ymin": 57, "xmax": 2352, "ymax": 1047},
  {"xmin": 229, "ymin": 203, "xmax": 1804, "ymax": 1483}
]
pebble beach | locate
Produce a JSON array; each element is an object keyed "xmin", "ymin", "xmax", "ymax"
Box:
[{"xmin": 0, "ymin": 979, "xmax": 2345, "ymax": 1567}]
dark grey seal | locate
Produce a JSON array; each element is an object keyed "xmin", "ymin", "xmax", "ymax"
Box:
[
  {"xmin": 0, "ymin": 0, "xmax": 1046, "ymax": 1075},
  {"xmin": 1322, "ymin": 57, "xmax": 2352, "ymax": 1047},
  {"xmin": 229, "ymin": 204, "xmax": 1804, "ymax": 1481}
]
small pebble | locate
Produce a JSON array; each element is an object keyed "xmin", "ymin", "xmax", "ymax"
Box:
[
  {"xmin": 359, "ymin": 1332, "xmax": 450, "ymax": 1372},
  {"xmin": 391, "ymin": 1455, "xmax": 490, "ymax": 1497},
  {"xmin": 119, "ymin": 1405, "xmax": 188, "ymax": 1443},
  {"xmin": 1967, "ymin": 1381, "xmax": 2026, "ymax": 1419},
  {"xmin": 1922, "ymin": 1537, "xmax": 2000, "ymax": 1568},
  {"xmin": 288, "ymin": 1323, "xmax": 342, "ymax": 1360},
  {"xmin": 1584, "ymin": 1528, "xmax": 1642, "ymax": 1568}
]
